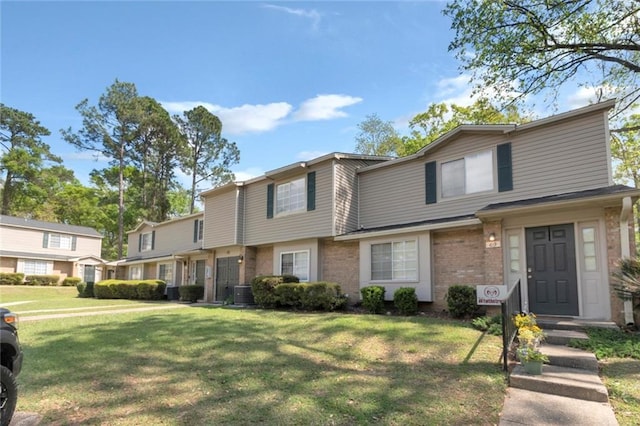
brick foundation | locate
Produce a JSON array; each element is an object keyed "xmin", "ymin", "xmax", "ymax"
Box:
[{"xmin": 320, "ymin": 239, "xmax": 360, "ymax": 302}]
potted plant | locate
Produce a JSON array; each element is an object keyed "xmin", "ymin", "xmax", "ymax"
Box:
[{"xmin": 517, "ymin": 346, "xmax": 549, "ymax": 375}]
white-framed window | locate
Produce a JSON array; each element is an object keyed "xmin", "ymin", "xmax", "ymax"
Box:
[
  {"xmin": 197, "ymin": 219, "xmax": 204, "ymax": 241},
  {"xmin": 48, "ymin": 233, "xmax": 73, "ymax": 249},
  {"xmin": 276, "ymin": 177, "xmax": 306, "ymax": 215},
  {"xmin": 508, "ymin": 234, "xmax": 520, "ymax": 273},
  {"xmin": 22, "ymin": 259, "xmax": 52, "ymax": 275},
  {"xmin": 441, "ymin": 150, "xmax": 494, "ymax": 197},
  {"xmin": 140, "ymin": 232, "xmax": 153, "ymax": 251},
  {"xmin": 158, "ymin": 263, "xmax": 174, "ymax": 284},
  {"xmin": 280, "ymin": 250, "xmax": 309, "ymax": 282},
  {"xmin": 371, "ymin": 240, "xmax": 417, "ymax": 281},
  {"xmin": 129, "ymin": 266, "xmax": 142, "ymax": 280}
]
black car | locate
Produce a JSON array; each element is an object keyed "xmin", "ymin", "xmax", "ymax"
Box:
[{"xmin": 0, "ymin": 308, "xmax": 23, "ymax": 426}]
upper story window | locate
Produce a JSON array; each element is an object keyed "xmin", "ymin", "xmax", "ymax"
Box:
[
  {"xmin": 280, "ymin": 250, "xmax": 309, "ymax": 282},
  {"xmin": 193, "ymin": 219, "xmax": 204, "ymax": 242},
  {"xmin": 48, "ymin": 233, "xmax": 73, "ymax": 249},
  {"xmin": 276, "ymin": 177, "xmax": 306, "ymax": 215},
  {"xmin": 441, "ymin": 150, "xmax": 494, "ymax": 198},
  {"xmin": 140, "ymin": 232, "xmax": 153, "ymax": 251},
  {"xmin": 371, "ymin": 240, "xmax": 417, "ymax": 281}
]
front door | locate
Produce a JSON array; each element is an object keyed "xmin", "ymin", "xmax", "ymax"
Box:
[
  {"xmin": 83, "ymin": 265, "xmax": 96, "ymax": 284},
  {"xmin": 216, "ymin": 257, "xmax": 240, "ymax": 302},
  {"xmin": 526, "ymin": 224, "xmax": 579, "ymax": 316},
  {"xmin": 195, "ymin": 260, "xmax": 206, "ymax": 286}
]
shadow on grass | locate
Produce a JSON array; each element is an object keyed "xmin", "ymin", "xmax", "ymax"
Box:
[{"xmin": 19, "ymin": 307, "xmax": 506, "ymax": 425}]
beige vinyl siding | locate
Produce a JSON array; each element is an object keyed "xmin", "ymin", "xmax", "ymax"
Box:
[
  {"xmin": 334, "ymin": 160, "xmax": 374, "ymax": 235},
  {"xmin": 244, "ymin": 164, "xmax": 334, "ymax": 246},
  {"xmin": 359, "ymin": 110, "xmax": 612, "ymax": 229},
  {"xmin": 203, "ymin": 187, "xmax": 240, "ymax": 249},
  {"xmin": 127, "ymin": 215, "xmax": 203, "ymax": 259},
  {"xmin": 0, "ymin": 226, "xmax": 102, "ymax": 257}
]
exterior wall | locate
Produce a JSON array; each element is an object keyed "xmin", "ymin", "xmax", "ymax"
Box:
[
  {"xmin": 52, "ymin": 261, "xmax": 73, "ymax": 282},
  {"xmin": 203, "ymin": 187, "xmax": 240, "ymax": 249},
  {"xmin": 241, "ymin": 246, "xmax": 257, "ymax": 285},
  {"xmin": 359, "ymin": 109, "xmax": 612, "ymax": 229},
  {"xmin": 320, "ymin": 239, "xmax": 360, "ymax": 302},
  {"xmin": 431, "ymin": 227, "xmax": 485, "ymax": 312},
  {"xmin": 243, "ymin": 164, "xmax": 334, "ymax": 246},
  {"xmin": 334, "ymin": 160, "xmax": 374, "ymax": 235},
  {"xmin": 483, "ymin": 221, "xmax": 504, "ymax": 285},
  {"xmin": 0, "ymin": 257, "xmax": 16, "ymax": 273},
  {"xmin": 126, "ymin": 214, "xmax": 203, "ymax": 259},
  {"xmin": 255, "ymin": 246, "xmax": 274, "ymax": 277},
  {"xmin": 0, "ymin": 225, "xmax": 102, "ymax": 258}
]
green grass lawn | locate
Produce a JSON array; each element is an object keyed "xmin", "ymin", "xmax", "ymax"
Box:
[{"xmin": 3, "ymin": 286, "xmax": 507, "ymax": 425}]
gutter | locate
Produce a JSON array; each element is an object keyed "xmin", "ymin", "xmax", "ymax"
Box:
[{"xmin": 620, "ymin": 196, "xmax": 635, "ymax": 326}]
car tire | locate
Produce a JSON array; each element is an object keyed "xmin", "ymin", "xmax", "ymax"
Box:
[{"xmin": 0, "ymin": 365, "xmax": 18, "ymax": 426}]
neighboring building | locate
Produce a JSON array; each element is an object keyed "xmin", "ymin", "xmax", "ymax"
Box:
[
  {"xmin": 0, "ymin": 215, "xmax": 105, "ymax": 283},
  {"xmin": 127, "ymin": 100, "xmax": 639, "ymax": 325},
  {"xmin": 119, "ymin": 212, "xmax": 207, "ymax": 291}
]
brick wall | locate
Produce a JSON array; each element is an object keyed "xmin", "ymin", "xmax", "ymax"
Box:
[
  {"xmin": 255, "ymin": 246, "xmax": 274, "ymax": 277},
  {"xmin": 321, "ymin": 239, "xmax": 360, "ymax": 302},
  {"xmin": 432, "ymin": 226, "xmax": 484, "ymax": 312}
]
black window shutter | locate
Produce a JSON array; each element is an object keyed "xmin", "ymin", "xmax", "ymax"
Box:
[
  {"xmin": 71, "ymin": 236, "xmax": 77, "ymax": 251},
  {"xmin": 267, "ymin": 183, "xmax": 274, "ymax": 219},
  {"xmin": 307, "ymin": 171, "xmax": 316, "ymax": 211},
  {"xmin": 425, "ymin": 161, "xmax": 437, "ymax": 204},
  {"xmin": 193, "ymin": 220, "xmax": 198, "ymax": 242},
  {"xmin": 138, "ymin": 234, "xmax": 142, "ymax": 252},
  {"xmin": 151, "ymin": 230, "xmax": 156, "ymax": 250},
  {"xmin": 43, "ymin": 232, "xmax": 49, "ymax": 248},
  {"xmin": 497, "ymin": 143, "xmax": 513, "ymax": 192}
]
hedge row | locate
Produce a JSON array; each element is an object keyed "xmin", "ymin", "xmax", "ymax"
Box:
[
  {"xmin": 92, "ymin": 279, "xmax": 166, "ymax": 300},
  {"xmin": 178, "ymin": 285, "xmax": 204, "ymax": 303},
  {"xmin": 0, "ymin": 273, "xmax": 81, "ymax": 287},
  {"xmin": 251, "ymin": 275, "xmax": 347, "ymax": 311}
]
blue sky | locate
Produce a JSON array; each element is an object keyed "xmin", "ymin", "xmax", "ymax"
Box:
[{"xmin": 1, "ymin": 1, "xmax": 593, "ymax": 190}]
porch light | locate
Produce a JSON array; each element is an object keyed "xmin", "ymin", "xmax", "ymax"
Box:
[
  {"xmin": 488, "ymin": 232, "xmax": 496, "ymax": 242},
  {"xmin": 238, "ymin": 255, "xmax": 244, "ymax": 264}
]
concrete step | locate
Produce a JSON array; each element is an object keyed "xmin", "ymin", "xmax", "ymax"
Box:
[
  {"xmin": 499, "ymin": 388, "xmax": 618, "ymax": 426},
  {"xmin": 510, "ymin": 363, "xmax": 609, "ymax": 402},
  {"xmin": 540, "ymin": 343, "xmax": 599, "ymax": 371},
  {"xmin": 544, "ymin": 328, "xmax": 588, "ymax": 346},
  {"xmin": 537, "ymin": 317, "xmax": 618, "ymax": 332}
]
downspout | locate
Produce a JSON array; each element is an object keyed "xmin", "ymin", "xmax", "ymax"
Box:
[{"xmin": 620, "ymin": 196, "xmax": 634, "ymax": 326}]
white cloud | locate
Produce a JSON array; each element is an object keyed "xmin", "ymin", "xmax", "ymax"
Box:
[
  {"xmin": 232, "ymin": 167, "xmax": 264, "ymax": 182},
  {"xmin": 297, "ymin": 150, "xmax": 329, "ymax": 161},
  {"xmin": 162, "ymin": 101, "xmax": 292, "ymax": 135},
  {"xmin": 263, "ymin": 4, "xmax": 322, "ymax": 31},
  {"xmin": 293, "ymin": 94, "xmax": 363, "ymax": 121},
  {"xmin": 65, "ymin": 151, "xmax": 110, "ymax": 162},
  {"xmin": 566, "ymin": 85, "xmax": 617, "ymax": 110}
]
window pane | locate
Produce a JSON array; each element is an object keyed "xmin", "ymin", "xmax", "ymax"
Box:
[
  {"xmin": 24, "ymin": 260, "xmax": 48, "ymax": 275},
  {"xmin": 465, "ymin": 150, "xmax": 493, "ymax": 193},
  {"xmin": 371, "ymin": 243, "xmax": 392, "ymax": 280},
  {"xmin": 441, "ymin": 159, "xmax": 465, "ymax": 197},
  {"xmin": 293, "ymin": 251, "xmax": 309, "ymax": 281},
  {"xmin": 276, "ymin": 178, "xmax": 306, "ymax": 215},
  {"xmin": 585, "ymin": 257, "xmax": 597, "ymax": 272},
  {"xmin": 141, "ymin": 233, "xmax": 152, "ymax": 251},
  {"xmin": 582, "ymin": 228, "xmax": 595, "ymax": 242},
  {"xmin": 281, "ymin": 253, "xmax": 294, "ymax": 275}
]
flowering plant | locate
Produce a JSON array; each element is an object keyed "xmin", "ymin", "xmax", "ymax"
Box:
[
  {"xmin": 517, "ymin": 346, "xmax": 549, "ymax": 363},
  {"xmin": 513, "ymin": 312, "xmax": 545, "ymax": 348}
]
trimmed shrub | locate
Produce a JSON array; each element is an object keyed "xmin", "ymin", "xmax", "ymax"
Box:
[
  {"xmin": 94, "ymin": 279, "xmax": 166, "ymax": 300},
  {"xmin": 446, "ymin": 285, "xmax": 479, "ymax": 318},
  {"xmin": 0, "ymin": 273, "xmax": 24, "ymax": 286},
  {"xmin": 179, "ymin": 285, "xmax": 204, "ymax": 303},
  {"xmin": 62, "ymin": 277, "xmax": 82, "ymax": 287},
  {"xmin": 76, "ymin": 282, "xmax": 94, "ymax": 298},
  {"xmin": 25, "ymin": 275, "xmax": 60, "ymax": 286},
  {"xmin": 393, "ymin": 287, "xmax": 418, "ymax": 316},
  {"xmin": 275, "ymin": 283, "xmax": 304, "ymax": 308},
  {"xmin": 360, "ymin": 285, "xmax": 386, "ymax": 314},
  {"xmin": 299, "ymin": 282, "xmax": 347, "ymax": 311},
  {"xmin": 251, "ymin": 275, "xmax": 300, "ymax": 308}
]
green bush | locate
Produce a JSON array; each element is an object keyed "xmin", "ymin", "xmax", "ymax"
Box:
[
  {"xmin": 275, "ymin": 283, "xmax": 304, "ymax": 308},
  {"xmin": 471, "ymin": 315, "xmax": 503, "ymax": 335},
  {"xmin": 62, "ymin": 277, "xmax": 82, "ymax": 287},
  {"xmin": 95, "ymin": 280, "xmax": 166, "ymax": 300},
  {"xmin": 0, "ymin": 273, "xmax": 24, "ymax": 285},
  {"xmin": 446, "ymin": 285, "xmax": 478, "ymax": 318},
  {"xmin": 299, "ymin": 282, "xmax": 347, "ymax": 311},
  {"xmin": 25, "ymin": 275, "xmax": 60, "ymax": 286},
  {"xmin": 179, "ymin": 285, "xmax": 204, "ymax": 303},
  {"xmin": 393, "ymin": 287, "xmax": 418, "ymax": 315},
  {"xmin": 251, "ymin": 275, "xmax": 300, "ymax": 308},
  {"xmin": 360, "ymin": 285, "xmax": 386, "ymax": 314},
  {"xmin": 76, "ymin": 282, "xmax": 94, "ymax": 298}
]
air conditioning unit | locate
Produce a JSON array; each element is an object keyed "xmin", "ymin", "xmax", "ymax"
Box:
[{"xmin": 234, "ymin": 286, "xmax": 254, "ymax": 305}]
